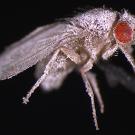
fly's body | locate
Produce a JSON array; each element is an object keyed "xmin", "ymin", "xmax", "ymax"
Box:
[
  {"xmin": 70, "ymin": 9, "xmax": 117, "ymax": 62},
  {"xmin": 0, "ymin": 8, "xmax": 135, "ymax": 130}
]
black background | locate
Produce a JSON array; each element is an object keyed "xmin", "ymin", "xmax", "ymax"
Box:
[{"xmin": 0, "ymin": 0, "xmax": 135, "ymax": 134}]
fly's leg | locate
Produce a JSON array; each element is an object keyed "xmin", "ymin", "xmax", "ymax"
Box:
[
  {"xmin": 80, "ymin": 59, "xmax": 94, "ymax": 73},
  {"xmin": 102, "ymin": 44, "xmax": 118, "ymax": 60},
  {"xmin": 59, "ymin": 47, "xmax": 82, "ymax": 64},
  {"xmin": 81, "ymin": 71, "xmax": 99, "ymax": 130},
  {"xmin": 22, "ymin": 49, "xmax": 60, "ymax": 104},
  {"xmin": 80, "ymin": 59, "xmax": 99, "ymax": 130},
  {"xmin": 87, "ymin": 72, "xmax": 104, "ymax": 113},
  {"xmin": 23, "ymin": 47, "xmax": 82, "ymax": 104},
  {"xmin": 119, "ymin": 46, "xmax": 135, "ymax": 71}
]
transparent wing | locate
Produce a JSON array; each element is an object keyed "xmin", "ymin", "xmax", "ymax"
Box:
[{"xmin": 0, "ymin": 22, "xmax": 72, "ymax": 80}]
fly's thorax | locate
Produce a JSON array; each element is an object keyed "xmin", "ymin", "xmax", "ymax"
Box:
[
  {"xmin": 71, "ymin": 8, "xmax": 117, "ymax": 39},
  {"xmin": 83, "ymin": 37, "xmax": 105, "ymax": 61}
]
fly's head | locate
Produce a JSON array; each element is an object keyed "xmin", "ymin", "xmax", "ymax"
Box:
[
  {"xmin": 113, "ymin": 11, "xmax": 135, "ymax": 46},
  {"xmin": 110, "ymin": 10, "xmax": 135, "ymax": 70},
  {"xmin": 103, "ymin": 10, "xmax": 135, "ymax": 71}
]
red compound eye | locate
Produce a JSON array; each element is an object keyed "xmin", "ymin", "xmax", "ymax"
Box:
[{"xmin": 114, "ymin": 21, "xmax": 133, "ymax": 44}]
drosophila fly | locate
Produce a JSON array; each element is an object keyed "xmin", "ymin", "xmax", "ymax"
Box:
[{"xmin": 0, "ymin": 8, "xmax": 135, "ymax": 130}]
